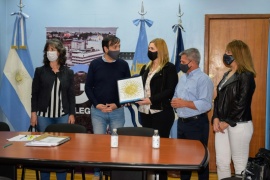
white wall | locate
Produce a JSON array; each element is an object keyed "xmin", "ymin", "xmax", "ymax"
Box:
[{"xmin": 1, "ymin": 0, "xmax": 270, "ymax": 73}]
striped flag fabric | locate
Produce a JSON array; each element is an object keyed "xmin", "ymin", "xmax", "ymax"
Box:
[
  {"xmin": 0, "ymin": 12, "xmax": 34, "ymax": 131},
  {"xmin": 129, "ymin": 17, "xmax": 153, "ymax": 126},
  {"xmin": 171, "ymin": 24, "xmax": 184, "ymax": 73},
  {"xmin": 169, "ymin": 24, "xmax": 185, "ymax": 138},
  {"xmin": 130, "ymin": 18, "xmax": 153, "ymax": 76}
]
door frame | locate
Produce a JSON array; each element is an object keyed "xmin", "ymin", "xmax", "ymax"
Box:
[{"xmin": 204, "ymin": 14, "xmax": 270, "ymax": 172}]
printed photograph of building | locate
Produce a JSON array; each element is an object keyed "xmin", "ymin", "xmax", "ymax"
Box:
[{"xmin": 46, "ymin": 27, "xmax": 117, "ymax": 66}]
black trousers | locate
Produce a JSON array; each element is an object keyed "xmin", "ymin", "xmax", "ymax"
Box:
[
  {"xmin": 177, "ymin": 113, "xmax": 209, "ymax": 180},
  {"xmin": 140, "ymin": 108, "xmax": 175, "ymax": 180},
  {"xmin": 140, "ymin": 108, "xmax": 175, "ymax": 138}
]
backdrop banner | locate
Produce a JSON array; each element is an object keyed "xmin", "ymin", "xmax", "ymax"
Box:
[{"xmin": 46, "ymin": 27, "xmax": 117, "ymax": 133}]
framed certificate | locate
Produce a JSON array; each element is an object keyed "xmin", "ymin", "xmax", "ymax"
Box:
[{"xmin": 117, "ymin": 76, "xmax": 144, "ymax": 104}]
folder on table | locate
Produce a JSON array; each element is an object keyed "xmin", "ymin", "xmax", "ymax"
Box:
[{"xmin": 25, "ymin": 133, "xmax": 70, "ymax": 147}]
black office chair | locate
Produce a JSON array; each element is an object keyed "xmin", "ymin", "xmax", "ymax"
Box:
[
  {"xmin": 102, "ymin": 127, "xmax": 155, "ymax": 180},
  {"xmin": 21, "ymin": 123, "xmax": 87, "ymax": 180},
  {"xmin": 0, "ymin": 121, "xmax": 14, "ymax": 180},
  {"xmin": 0, "ymin": 176, "xmax": 13, "ymax": 180},
  {"xmin": 0, "ymin": 121, "xmax": 10, "ymax": 131},
  {"xmin": 117, "ymin": 127, "xmax": 154, "ymax": 137}
]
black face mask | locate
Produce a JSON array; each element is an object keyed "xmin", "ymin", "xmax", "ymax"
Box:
[
  {"xmin": 223, "ymin": 54, "xmax": 234, "ymax": 65},
  {"xmin": 108, "ymin": 50, "xmax": 120, "ymax": 60},
  {"xmin": 179, "ymin": 61, "xmax": 191, "ymax": 73},
  {"xmin": 148, "ymin": 51, "xmax": 158, "ymax": 61}
]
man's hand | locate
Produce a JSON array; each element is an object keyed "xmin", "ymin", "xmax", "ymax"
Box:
[
  {"xmin": 96, "ymin": 104, "xmax": 107, "ymax": 111},
  {"xmin": 105, "ymin": 103, "xmax": 117, "ymax": 112},
  {"xmin": 171, "ymin": 98, "xmax": 185, "ymax": 108},
  {"xmin": 96, "ymin": 103, "xmax": 117, "ymax": 113}
]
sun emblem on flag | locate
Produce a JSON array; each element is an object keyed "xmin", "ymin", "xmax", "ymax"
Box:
[
  {"xmin": 124, "ymin": 83, "xmax": 139, "ymax": 97},
  {"xmin": 14, "ymin": 69, "xmax": 28, "ymax": 85},
  {"xmin": 120, "ymin": 80, "xmax": 141, "ymax": 98}
]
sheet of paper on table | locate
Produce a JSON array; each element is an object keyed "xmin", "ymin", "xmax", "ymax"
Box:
[{"xmin": 7, "ymin": 135, "xmax": 40, "ymax": 141}]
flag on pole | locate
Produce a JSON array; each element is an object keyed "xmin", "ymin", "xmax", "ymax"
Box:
[
  {"xmin": 130, "ymin": 3, "xmax": 153, "ymax": 77},
  {"xmin": 169, "ymin": 4, "xmax": 185, "ymax": 138},
  {"xmin": 0, "ymin": 12, "xmax": 34, "ymax": 131},
  {"xmin": 128, "ymin": 2, "xmax": 153, "ymax": 127},
  {"xmin": 130, "ymin": 18, "xmax": 153, "ymax": 76},
  {"xmin": 171, "ymin": 24, "xmax": 184, "ymax": 73}
]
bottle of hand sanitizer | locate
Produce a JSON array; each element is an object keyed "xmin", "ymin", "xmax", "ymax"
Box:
[
  {"xmin": 111, "ymin": 128, "xmax": 118, "ymax": 148},
  {"xmin": 152, "ymin": 130, "xmax": 160, "ymax": 148}
]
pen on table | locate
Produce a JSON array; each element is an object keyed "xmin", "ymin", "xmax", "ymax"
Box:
[
  {"xmin": 20, "ymin": 135, "xmax": 27, "ymax": 139},
  {"xmin": 27, "ymin": 135, "xmax": 34, "ymax": 140},
  {"xmin": 3, "ymin": 143, "xmax": 13, "ymax": 149}
]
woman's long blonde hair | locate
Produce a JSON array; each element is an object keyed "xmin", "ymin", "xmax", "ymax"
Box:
[
  {"xmin": 226, "ymin": 40, "xmax": 256, "ymax": 77},
  {"xmin": 146, "ymin": 38, "xmax": 169, "ymax": 71}
]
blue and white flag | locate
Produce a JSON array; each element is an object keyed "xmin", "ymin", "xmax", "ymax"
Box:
[
  {"xmin": 130, "ymin": 18, "xmax": 153, "ymax": 76},
  {"xmin": 171, "ymin": 24, "xmax": 184, "ymax": 73},
  {"xmin": 0, "ymin": 12, "xmax": 34, "ymax": 131}
]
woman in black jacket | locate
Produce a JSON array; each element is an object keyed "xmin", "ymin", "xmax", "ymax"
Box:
[
  {"xmin": 136, "ymin": 38, "xmax": 178, "ymax": 138},
  {"xmin": 212, "ymin": 40, "xmax": 256, "ymax": 180},
  {"xmin": 136, "ymin": 38, "xmax": 178, "ymax": 180},
  {"xmin": 31, "ymin": 39, "xmax": 75, "ymax": 180}
]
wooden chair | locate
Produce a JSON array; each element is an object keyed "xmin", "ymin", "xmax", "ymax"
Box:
[{"xmin": 21, "ymin": 123, "xmax": 87, "ymax": 180}]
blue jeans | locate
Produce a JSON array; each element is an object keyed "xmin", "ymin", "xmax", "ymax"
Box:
[
  {"xmin": 37, "ymin": 114, "xmax": 69, "ymax": 132},
  {"xmin": 37, "ymin": 114, "xmax": 69, "ymax": 180},
  {"xmin": 40, "ymin": 172, "xmax": 66, "ymax": 180},
  {"xmin": 91, "ymin": 106, "xmax": 125, "ymax": 134},
  {"xmin": 91, "ymin": 106, "xmax": 125, "ymax": 176}
]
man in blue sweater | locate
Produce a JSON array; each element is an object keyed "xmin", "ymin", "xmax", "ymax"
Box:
[{"xmin": 85, "ymin": 35, "xmax": 131, "ymax": 179}]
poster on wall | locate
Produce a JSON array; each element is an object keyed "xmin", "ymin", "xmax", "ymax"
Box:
[{"xmin": 46, "ymin": 27, "xmax": 118, "ymax": 133}]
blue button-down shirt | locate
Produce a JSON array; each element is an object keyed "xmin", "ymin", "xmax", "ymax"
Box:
[{"xmin": 173, "ymin": 68, "xmax": 214, "ymax": 118}]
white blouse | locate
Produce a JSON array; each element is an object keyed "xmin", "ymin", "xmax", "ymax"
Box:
[{"xmin": 139, "ymin": 68, "xmax": 162, "ymax": 114}]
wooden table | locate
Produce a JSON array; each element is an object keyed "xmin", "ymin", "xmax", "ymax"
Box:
[{"xmin": 0, "ymin": 132, "xmax": 209, "ymax": 171}]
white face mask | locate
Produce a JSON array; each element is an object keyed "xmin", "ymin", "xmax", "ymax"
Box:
[{"xmin": 47, "ymin": 51, "xmax": 58, "ymax": 62}]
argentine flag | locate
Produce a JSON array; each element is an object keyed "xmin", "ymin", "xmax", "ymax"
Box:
[
  {"xmin": 129, "ymin": 17, "xmax": 153, "ymax": 126},
  {"xmin": 0, "ymin": 12, "xmax": 34, "ymax": 131},
  {"xmin": 130, "ymin": 18, "xmax": 153, "ymax": 76}
]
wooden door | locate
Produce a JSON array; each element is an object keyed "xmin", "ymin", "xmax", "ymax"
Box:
[{"xmin": 204, "ymin": 14, "xmax": 270, "ymax": 172}]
